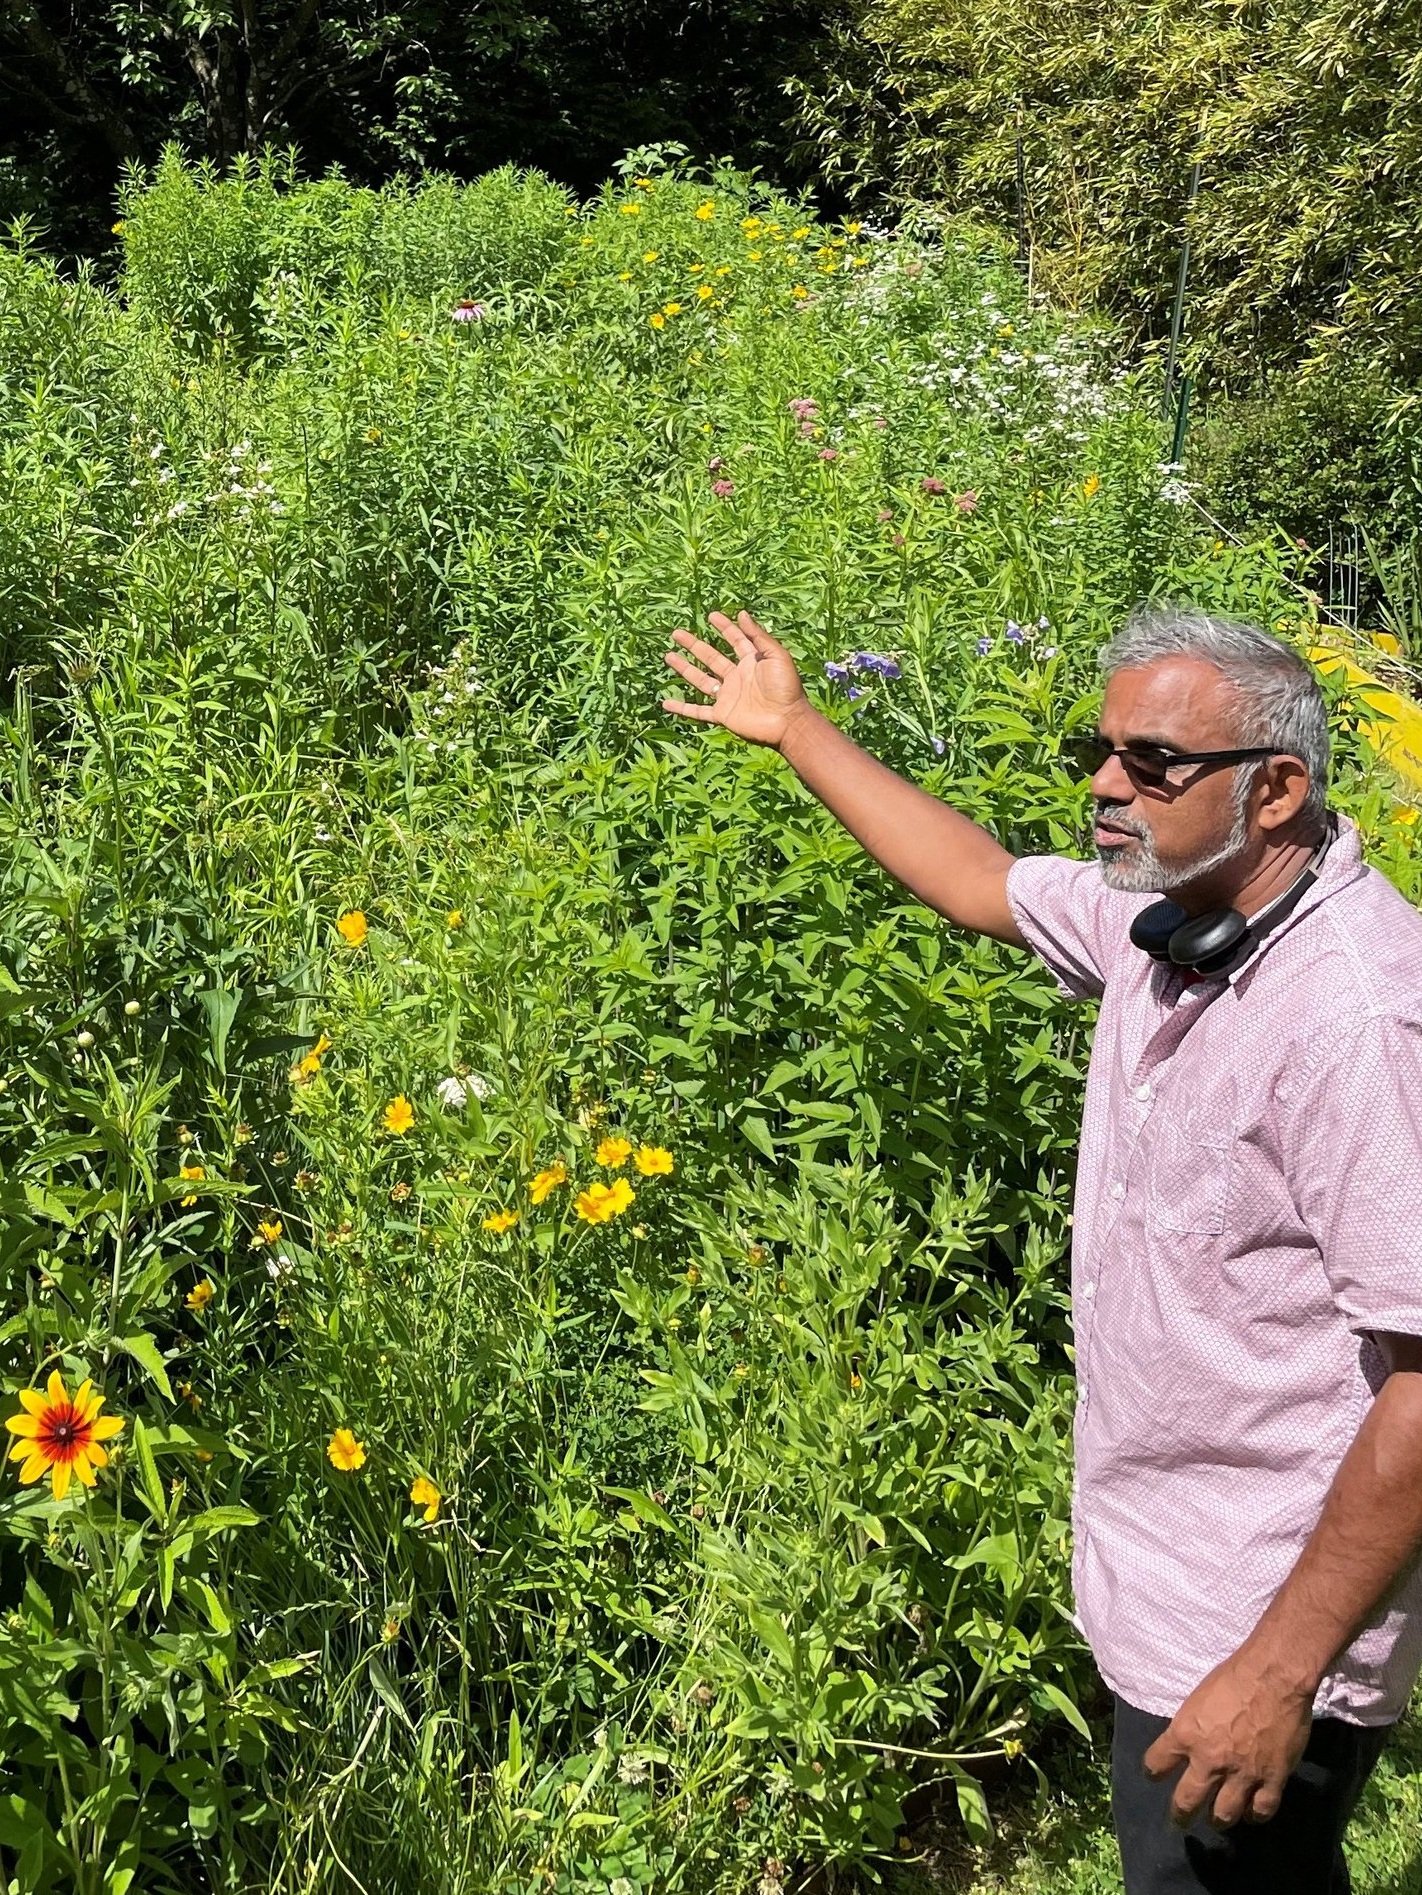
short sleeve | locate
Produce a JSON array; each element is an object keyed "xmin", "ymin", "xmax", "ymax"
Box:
[
  {"xmin": 1283, "ymin": 1015, "xmax": 1422, "ymax": 1340},
  {"xmin": 1005, "ymin": 853, "xmax": 1137, "ymax": 1002}
]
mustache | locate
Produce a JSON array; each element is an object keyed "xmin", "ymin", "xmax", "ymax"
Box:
[{"xmin": 1093, "ymin": 803, "xmax": 1150, "ymax": 840}]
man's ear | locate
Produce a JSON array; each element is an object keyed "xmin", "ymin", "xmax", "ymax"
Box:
[{"xmin": 1254, "ymin": 755, "xmax": 1311, "ymax": 833}]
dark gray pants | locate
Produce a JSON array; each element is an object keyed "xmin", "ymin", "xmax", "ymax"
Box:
[{"xmin": 1111, "ymin": 1695, "xmax": 1392, "ymax": 1894}]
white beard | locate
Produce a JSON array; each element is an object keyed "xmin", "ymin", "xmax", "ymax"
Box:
[{"xmin": 1096, "ymin": 787, "xmax": 1253, "ymax": 894}]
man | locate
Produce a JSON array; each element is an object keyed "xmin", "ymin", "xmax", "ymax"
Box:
[{"xmin": 660, "ymin": 601, "xmax": 1422, "ymax": 1894}]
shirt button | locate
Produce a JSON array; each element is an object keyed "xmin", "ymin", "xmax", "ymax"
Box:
[
  {"xmin": 1110, "ymin": 1181, "xmax": 1125, "ymax": 1199},
  {"xmin": 1081, "ymin": 1281, "xmax": 1096, "ymax": 1300},
  {"xmin": 1135, "ymin": 1082, "xmax": 1152, "ymax": 1102}
]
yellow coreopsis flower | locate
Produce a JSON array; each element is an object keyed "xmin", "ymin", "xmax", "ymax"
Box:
[
  {"xmin": 574, "ymin": 1178, "xmax": 636, "ymax": 1223},
  {"xmin": 179, "ymin": 1161, "xmax": 205, "ymax": 1206},
  {"xmin": 186, "ymin": 1278, "xmax": 215, "ymax": 1313},
  {"xmin": 336, "ymin": 910, "xmax": 368, "ymax": 947},
  {"xmin": 741, "ymin": 216, "xmax": 762, "ymax": 234},
  {"xmin": 596, "ymin": 1136, "xmax": 633, "ymax": 1168},
  {"xmin": 112, "ymin": 219, "xmax": 127, "ymax": 235},
  {"xmin": 446, "ymin": 909, "xmax": 464, "ymax": 930},
  {"xmin": 696, "ymin": 284, "xmax": 714, "ymax": 301},
  {"xmin": 634, "ymin": 1145, "xmax": 674, "ymax": 1176},
  {"xmin": 1083, "ymin": 474, "xmax": 1101, "ymax": 499},
  {"xmin": 6, "ymin": 1372, "xmax": 124, "ymax": 1500},
  {"xmin": 618, "ymin": 270, "xmax": 633, "ymax": 282},
  {"xmin": 844, "ymin": 220, "xmax": 862, "ymax": 236},
  {"xmin": 642, "ymin": 250, "xmax": 659, "ymax": 263},
  {"xmin": 383, "ymin": 1095, "xmax": 415, "ymax": 1136},
  {"xmin": 620, "ymin": 202, "xmax": 642, "ymax": 215},
  {"xmin": 792, "ymin": 225, "xmax": 811, "ymax": 239},
  {"xmin": 649, "ymin": 313, "xmax": 666, "ymax": 329},
  {"xmin": 694, "ymin": 201, "xmax": 715, "ymax": 221},
  {"xmin": 297, "ymin": 1031, "xmax": 333, "ymax": 1079},
  {"xmin": 482, "ymin": 1208, "xmax": 519, "ymax": 1233},
  {"xmin": 529, "ymin": 1159, "xmax": 568, "ymax": 1204},
  {"xmin": 327, "ymin": 1428, "xmax": 366, "ymax": 1471},
  {"xmin": 661, "ymin": 301, "xmax": 683, "ymax": 317},
  {"xmin": 257, "ymin": 1218, "xmax": 283, "ymax": 1245},
  {"xmin": 791, "ymin": 285, "xmax": 809, "ymax": 299},
  {"xmin": 410, "ymin": 1475, "xmax": 441, "ymax": 1522}
]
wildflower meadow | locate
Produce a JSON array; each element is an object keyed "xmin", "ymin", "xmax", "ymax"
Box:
[{"xmin": 0, "ymin": 147, "xmax": 1417, "ymax": 1893}]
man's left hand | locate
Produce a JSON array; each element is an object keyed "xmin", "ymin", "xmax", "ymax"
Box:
[{"xmin": 1141, "ymin": 1654, "xmax": 1314, "ymax": 1829}]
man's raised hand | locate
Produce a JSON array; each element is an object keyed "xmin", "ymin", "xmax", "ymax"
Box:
[{"xmin": 661, "ymin": 610, "xmax": 814, "ymax": 751}]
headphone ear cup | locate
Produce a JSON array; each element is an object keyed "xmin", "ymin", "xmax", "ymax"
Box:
[
  {"xmin": 1129, "ymin": 900, "xmax": 1188, "ymax": 961},
  {"xmin": 1166, "ymin": 907, "xmax": 1250, "ymax": 971}
]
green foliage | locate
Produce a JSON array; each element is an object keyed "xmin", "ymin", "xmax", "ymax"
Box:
[
  {"xmin": 0, "ymin": 149, "xmax": 1414, "ymax": 1891},
  {"xmin": 785, "ymin": 0, "xmax": 1422, "ymax": 533}
]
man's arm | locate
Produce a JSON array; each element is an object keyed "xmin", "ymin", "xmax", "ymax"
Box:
[
  {"xmin": 1144, "ymin": 1333, "xmax": 1422, "ymax": 1829},
  {"xmin": 777, "ymin": 703, "xmax": 1025, "ymax": 945},
  {"xmin": 661, "ymin": 610, "xmax": 1026, "ymax": 945}
]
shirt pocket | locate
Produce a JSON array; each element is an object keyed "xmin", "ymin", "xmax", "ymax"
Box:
[{"xmin": 1148, "ymin": 1113, "xmax": 1235, "ymax": 1235}]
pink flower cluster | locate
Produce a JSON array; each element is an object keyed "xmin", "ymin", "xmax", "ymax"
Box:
[{"xmin": 711, "ymin": 479, "xmax": 735, "ymax": 499}]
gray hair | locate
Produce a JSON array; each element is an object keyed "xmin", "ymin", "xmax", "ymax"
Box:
[{"xmin": 1099, "ymin": 603, "xmax": 1330, "ymax": 827}]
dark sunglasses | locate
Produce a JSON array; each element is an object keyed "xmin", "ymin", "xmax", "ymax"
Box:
[{"xmin": 1060, "ymin": 732, "xmax": 1279, "ymax": 789}]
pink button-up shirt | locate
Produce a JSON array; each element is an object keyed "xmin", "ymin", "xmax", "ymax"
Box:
[{"xmin": 1006, "ymin": 815, "xmax": 1422, "ymax": 1725}]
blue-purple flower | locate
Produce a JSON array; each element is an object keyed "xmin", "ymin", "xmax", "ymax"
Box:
[
  {"xmin": 1005, "ymin": 621, "xmax": 1028, "ymax": 645},
  {"xmin": 975, "ymin": 636, "xmax": 993, "ymax": 656},
  {"xmin": 849, "ymin": 651, "xmax": 902, "ymax": 680},
  {"xmin": 930, "ymin": 734, "xmax": 946, "ymax": 756},
  {"xmin": 846, "ymin": 685, "xmax": 865, "ymax": 701},
  {"xmin": 824, "ymin": 661, "xmax": 851, "ymax": 683}
]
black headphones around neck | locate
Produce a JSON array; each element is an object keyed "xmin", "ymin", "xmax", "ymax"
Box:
[{"xmin": 1128, "ymin": 820, "xmax": 1336, "ymax": 977}]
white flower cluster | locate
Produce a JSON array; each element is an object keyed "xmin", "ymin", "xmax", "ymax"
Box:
[
  {"xmin": 130, "ymin": 431, "xmax": 284, "ymax": 529},
  {"xmin": 411, "ymin": 639, "xmax": 486, "ymax": 754}
]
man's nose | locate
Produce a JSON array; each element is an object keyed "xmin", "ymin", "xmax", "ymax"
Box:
[{"xmin": 1092, "ymin": 756, "xmax": 1136, "ymax": 803}]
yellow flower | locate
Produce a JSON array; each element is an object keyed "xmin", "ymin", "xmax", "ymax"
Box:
[
  {"xmin": 642, "ymin": 250, "xmax": 659, "ymax": 263},
  {"xmin": 596, "ymin": 1136, "xmax": 634, "ymax": 1168},
  {"xmin": 1082, "ymin": 474, "xmax": 1101, "ymax": 499},
  {"xmin": 661, "ymin": 301, "xmax": 683, "ymax": 317},
  {"xmin": 364, "ymin": 426, "xmax": 382, "ymax": 442},
  {"xmin": 185, "ymin": 1278, "xmax": 215, "ymax": 1313},
  {"xmin": 482, "ymin": 1208, "xmax": 519, "ymax": 1233},
  {"xmin": 297, "ymin": 1031, "xmax": 333, "ymax": 1079},
  {"xmin": 327, "ymin": 1428, "xmax": 366, "ymax": 1472},
  {"xmin": 741, "ymin": 216, "xmax": 762, "ymax": 234},
  {"xmin": 112, "ymin": 219, "xmax": 126, "ymax": 235},
  {"xmin": 791, "ymin": 285, "xmax": 809, "ymax": 299},
  {"xmin": 574, "ymin": 1178, "xmax": 636, "ymax": 1224},
  {"xmin": 6, "ymin": 1372, "xmax": 124, "ymax": 1500},
  {"xmin": 696, "ymin": 284, "xmax": 714, "ymax": 301},
  {"xmin": 179, "ymin": 1161, "xmax": 205, "ymax": 1206},
  {"xmin": 620, "ymin": 203, "xmax": 642, "ymax": 215},
  {"xmin": 694, "ymin": 201, "xmax": 715, "ymax": 221},
  {"xmin": 383, "ymin": 1095, "xmax": 415, "ymax": 1136},
  {"xmin": 714, "ymin": 265, "xmax": 732, "ymax": 277},
  {"xmin": 792, "ymin": 225, "xmax": 811, "ymax": 240},
  {"xmin": 688, "ymin": 262, "xmax": 705, "ymax": 273},
  {"xmin": 410, "ymin": 1475, "xmax": 441, "ymax": 1522},
  {"xmin": 844, "ymin": 220, "xmax": 862, "ymax": 235},
  {"xmin": 336, "ymin": 910, "xmax": 368, "ymax": 948},
  {"xmin": 747, "ymin": 250, "xmax": 762, "ymax": 261},
  {"xmin": 445, "ymin": 909, "xmax": 463, "ymax": 930},
  {"xmin": 686, "ymin": 1264, "xmax": 701, "ymax": 1285},
  {"xmin": 649, "ymin": 313, "xmax": 666, "ymax": 329},
  {"xmin": 850, "ymin": 256, "xmax": 870, "ymax": 268},
  {"xmin": 997, "ymin": 323, "xmax": 1014, "ymax": 337},
  {"xmin": 618, "ymin": 270, "xmax": 633, "ymax": 282},
  {"xmin": 258, "ymin": 1218, "xmax": 283, "ymax": 1245},
  {"xmin": 529, "ymin": 1160, "xmax": 568, "ymax": 1204},
  {"xmin": 634, "ymin": 177, "xmax": 654, "ymax": 190},
  {"xmin": 634, "ymin": 1145, "xmax": 674, "ymax": 1176}
]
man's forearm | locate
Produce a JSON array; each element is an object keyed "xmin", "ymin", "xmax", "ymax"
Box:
[
  {"xmin": 776, "ymin": 704, "xmax": 1024, "ymax": 943},
  {"xmin": 1235, "ymin": 1369, "xmax": 1422, "ymax": 1697}
]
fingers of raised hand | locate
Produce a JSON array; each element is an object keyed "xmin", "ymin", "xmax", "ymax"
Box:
[
  {"xmin": 1207, "ymin": 1775, "xmax": 1265, "ymax": 1831},
  {"xmin": 663, "ymin": 646, "xmax": 724, "ymax": 698},
  {"xmin": 669, "ymin": 625, "xmax": 733, "ymax": 672}
]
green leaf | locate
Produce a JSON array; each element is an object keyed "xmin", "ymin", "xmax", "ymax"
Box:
[
  {"xmin": 131, "ymin": 1418, "xmax": 166, "ymax": 1519},
  {"xmin": 1036, "ymin": 1679, "xmax": 1092, "ymax": 1740},
  {"xmin": 115, "ymin": 1331, "xmax": 174, "ymax": 1400}
]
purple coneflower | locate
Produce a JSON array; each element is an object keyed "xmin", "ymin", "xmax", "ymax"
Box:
[{"xmin": 451, "ymin": 300, "xmax": 488, "ymax": 323}]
